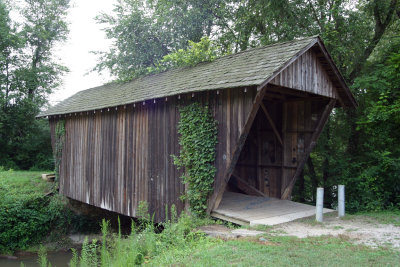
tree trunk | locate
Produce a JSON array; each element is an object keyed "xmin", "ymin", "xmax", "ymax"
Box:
[
  {"xmin": 349, "ymin": 0, "xmax": 398, "ymax": 82},
  {"xmin": 4, "ymin": 59, "xmax": 9, "ymax": 110},
  {"xmin": 307, "ymin": 156, "xmax": 318, "ymax": 203},
  {"xmin": 322, "ymin": 120, "xmax": 330, "ymax": 187},
  {"xmin": 298, "ymin": 169, "xmax": 305, "ymax": 202},
  {"xmin": 345, "ymin": 108, "xmax": 360, "ymax": 156}
]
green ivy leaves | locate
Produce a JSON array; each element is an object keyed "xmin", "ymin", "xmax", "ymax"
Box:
[{"xmin": 173, "ymin": 103, "xmax": 218, "ymax": 217}]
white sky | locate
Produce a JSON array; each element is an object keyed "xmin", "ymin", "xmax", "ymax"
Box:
[{"xmin": 51, "ymin": 0, "xmax": 117, "ymax": 105}]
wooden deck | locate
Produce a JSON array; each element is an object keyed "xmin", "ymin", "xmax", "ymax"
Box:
[{"xmin": 211, "ymin": 192, "xmax": 334, "ymax": 226}]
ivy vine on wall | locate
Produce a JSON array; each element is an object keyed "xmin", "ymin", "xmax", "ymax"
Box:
[
  {"xmin": 173, "ymin": 102, "xmax": 218, "ymax": 217},
  {"xmin": 54, "ymin": 120, "xmax": 65, "ymax": 183}
]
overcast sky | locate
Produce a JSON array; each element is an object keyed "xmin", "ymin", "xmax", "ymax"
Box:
[{"xmin": 51, "ymin": 0, "xmax": 117, "ymax": 105}]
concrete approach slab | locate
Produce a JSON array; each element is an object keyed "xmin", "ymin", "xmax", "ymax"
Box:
[{"xmin": 211, "ymin": 192, "xmax": 334, "ymax": 226}]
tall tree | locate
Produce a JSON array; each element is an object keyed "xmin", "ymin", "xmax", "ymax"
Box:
[
  {"xmin": 0, "ymin": 0, "xmax": 70, "ymax": 169},
  {"xmin": 94, "ymin": 0, "xmax": 225, "ymax": 81},
  {"xmin": 19, "ymin": 0, "xmax": 69, "ymax": 102}
]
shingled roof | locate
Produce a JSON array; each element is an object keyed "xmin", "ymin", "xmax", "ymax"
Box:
[{"xmin": 39, "ymin": 36, "xmax": 355, "ymax": 117}]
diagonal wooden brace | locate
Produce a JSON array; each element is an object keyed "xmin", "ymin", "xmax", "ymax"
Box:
[
  {"xmin": 260, "ymin": 102, "xmax": 283, "ymax": 146},
  {"xmin": 231, "ymin": 172, "xmax": 266, "ymax": 197},
  {"xmin": 281, "ymin": 99, "xmax": 336, "ymax": 200}
]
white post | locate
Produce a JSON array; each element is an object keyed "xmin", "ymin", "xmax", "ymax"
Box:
[
  {"xmin": 316, "ymin": 187, "xmax": 324, "ymax": 222},
  {"xmin": 338, "ymin": 185, "xmax": 345, "ymax": 217}
]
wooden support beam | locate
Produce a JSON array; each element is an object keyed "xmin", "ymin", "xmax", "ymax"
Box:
[
  {"xmin": 256, "ymin": 125, "xmax": 263, "ymax": 191},
  {"xmin": 267, "ymin": 84, "xmax": 342, "ymax": 107},
  {"xmin": 260, "ymin": 102, "xmax": 283, "ymax": 146},
  {"xmin": 259, "ymin": 129, "xmax": 315, "ymax": 134},
  {"xmin": 264, "ymin": 92, "xmax": 286, "ymax": 100},
  {"xmin": 280, "ymin": 102, "xmax": 287, "ymax": 199},
  {"xmin": 284, "ymin": 97, "xmax": 328, "ymax": 103},
  {"xmin": 231, "ymin": 173, "xmax": 266, "ymax": 197},
  {"xmin": 268, "ymin": 81, "xmax": 342, "ymax": 106},
  {"xmin": 207, "ymin": 86, "xmax": 269, "ymax": 214},
  {"xmin": 267, "ymin": 84, "xmax": 312, "ymax": 98},
  {"xmin": 237, "ymin": 163, "xmax": 297, "ymax": 169},
  {"xmin": 281, "ymin": 99, "xmax": 336, "ymax": 199},
  {"xmin": 251, "ymin": 137, "xmax": 259, "ymax": 148}
]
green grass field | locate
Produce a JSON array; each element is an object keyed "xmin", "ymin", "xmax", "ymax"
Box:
[
  {"xmin": 152, "ymin": 235, "xmax": 400, "ymax": 267},
  {"xmin": 348, "ymin": 211, "xmax": 400, "ymax": 227},
  {"xmin": 0, "ymin": 169, "xmax": 53, "ymax": 203},
  {"xmin": 0, "ymin": 170, "xmax": 69, "ymax": 253}
]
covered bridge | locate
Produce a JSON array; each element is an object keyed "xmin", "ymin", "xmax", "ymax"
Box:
[{"xmin": 39, "ymin": 36, "xmax": 356, "ymax": 223}]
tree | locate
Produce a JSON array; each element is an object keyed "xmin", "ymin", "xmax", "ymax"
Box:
[
  {"xmin": 0, "ymin": 1, "xmax": 20, "ymax": 167},
  {"xmin": 20, "ymin": 0, "xmax": 69, "ymax": 102},
  {"xmin": 344, "ymin": 46, "xmax": 400, "ymax": 211},
  {"xmin": 93, "ymin": 0, "xmax": 225, "ymax": 81},
  {"xmin": 147, "ymin": 37, "xmax": 229, "ymax": 74},
  {"xmin": 0, "ymin": 0, "xmax": 70, "ymax": 170}
]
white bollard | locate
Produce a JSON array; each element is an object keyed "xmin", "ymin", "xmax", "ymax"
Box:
[
  {"xmin": 338, "ymin": 185, "xmax": 345, "ymax": 217},
  {"xmin": 316, "ymin": 187, "xmax": 324, "ymax": 222}
]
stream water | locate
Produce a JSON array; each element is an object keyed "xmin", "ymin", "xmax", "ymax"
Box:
[{"xmin": 0, "ymin": 251, "xmax": 73, "ymax": 267}]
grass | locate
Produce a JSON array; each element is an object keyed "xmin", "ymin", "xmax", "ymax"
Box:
[
  {"xmin": 339, "ymin": 210, "xmax": 400, "ymax": 227},
  {"xmin": 353, "ymin": 210, "xmax": 400, "ymax": 226},
  {"xmin": 0, "ymin": 169, "xmax": 54, "ymax": 202},
  {"xmin": 244, "ymin": 224, "xmax": 273, "ymax": 232},
  {"xmin": 0, "ymin": 169, "xmax": 99, "ymax": 254},
  {"xmin": 0, "ymin": 169, "xmax": 59, "ymax": 253},
  {"xmin": 155, "ymin": 235, "xmax": 400, "ymax": 267},
  {"xmin": 332, "ymin": 225, "xmax": 344, "ymax": 230}
]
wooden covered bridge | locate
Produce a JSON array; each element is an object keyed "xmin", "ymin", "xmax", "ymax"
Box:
[{"xmin": 39, "ymin": 36, "xmax": 356, "ymax": 224}]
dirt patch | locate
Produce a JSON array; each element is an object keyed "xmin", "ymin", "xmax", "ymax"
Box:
[
  {"xmin": 197, "ymin": 224, "xmax": 237, "ymax": 239},
  {"xmin": 255, "ymin": 237, "xmax": 279, "ymax": 246},
  {"xmin": 197, "ymin": 225, "xmax": 265, "ymax": 239},
  {"xmin": 271, "ymin": 215, "xmax": 400, "ymax": 249}
]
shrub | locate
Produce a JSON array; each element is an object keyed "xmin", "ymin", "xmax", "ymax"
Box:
[
  {"xmin": 0, "ymin": 194, "xmax": 54, "ymax": 252},
  {"xmin": 0, "ymin": 171, "xmax": 98, "ymax": 253},
  {"xmin": 64, "ymin": 205, "xmax": 215, "ymax": 267}
]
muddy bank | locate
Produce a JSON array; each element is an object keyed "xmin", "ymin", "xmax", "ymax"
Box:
[
  {"xmin": 0, "ymin": 250, "xmax": 73, "ymax": 267},
  {"xmin": 0, "ymin": 233, "xmax": 102, "ymax": 267}
]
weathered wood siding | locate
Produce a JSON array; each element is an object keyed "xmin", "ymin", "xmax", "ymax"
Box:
[
  {"xmin": 233, "ymin": 96, "xmax": 327, "ymax": 198},
  {"xmin": 280, "ymin": 99, "xmax": 327, "ymax": 195},
  {"xmin": 50, "ymin": 87, "xmax": 257, "ymax": 222},
  {"xmin": 270, "ymin": 49, "xmax": 339, "ymax": 99}
]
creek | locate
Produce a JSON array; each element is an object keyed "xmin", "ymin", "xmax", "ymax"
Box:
[{"xmin": 0, "ymin": 251, "xmax": 73, "ymax": 267}]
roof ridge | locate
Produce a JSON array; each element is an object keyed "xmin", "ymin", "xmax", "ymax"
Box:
[
  {"xmin": 38, "ymin": 36, "xmax": 327, "ymax": 117},
  {"xmin": 112, "ymin": 35, "xmax": 319, "ymax": 85},
  {"xmin": 216, "ymin": 35, "xmax": 319, "ymax": 59},
  {"xmin": 57, "ymin": 36, "xmax": 319, "ymax": 95}
]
